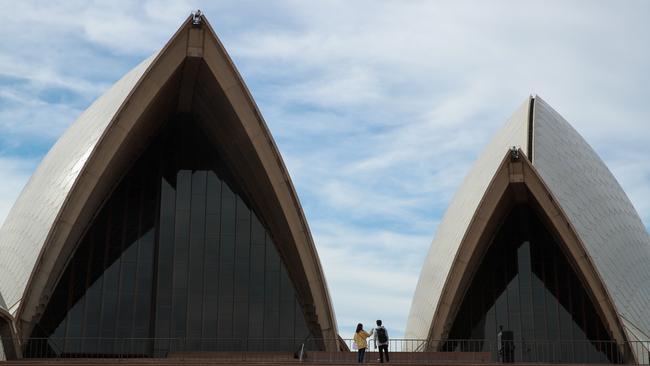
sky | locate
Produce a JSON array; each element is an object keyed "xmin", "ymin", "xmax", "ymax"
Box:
[{"xmin": 1, "ymin": 0, "xmax": 650, "ymax": 339}]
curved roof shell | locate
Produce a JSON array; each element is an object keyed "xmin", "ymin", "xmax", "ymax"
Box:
[
  {"xmin": 406, "ymin": 96, "xmax": 650, "ymax": 344},
  {"xmin": 0, "ymin": 14, "xmax": 338, "ymax": 344},
  {"xmin": 0, "ymin": 55, "xmax": 155, "ymax": 316}
]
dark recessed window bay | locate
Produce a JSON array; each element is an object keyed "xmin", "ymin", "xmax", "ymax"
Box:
[{"xmin": 26, "ymin": 119, "xmax": 312, "ymax": 357}]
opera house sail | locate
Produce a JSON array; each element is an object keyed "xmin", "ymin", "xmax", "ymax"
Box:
[
  {"xmin": 406, "ymin": 96, "xmax": 650, "ymax": 363},
  {"xmin": 0, "ymin": 14, "xmax": 337, "ymax": 358}
]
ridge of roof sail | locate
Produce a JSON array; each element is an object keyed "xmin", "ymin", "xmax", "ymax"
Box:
[
  {"xmin": 423, "ymin": 147, "xmax": 629, "ymax": 353},
  {"xmin": 198, "ymin": 15, "xmax": 338, "ymax": 339},
  {"xmin": 405, "ymin": 97, "xmax": 531, "ymax": 339}
]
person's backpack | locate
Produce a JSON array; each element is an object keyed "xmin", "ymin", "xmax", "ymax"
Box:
[{"xmin": 376, "ymin": 327, "xmax": 388, "ymax": 343}]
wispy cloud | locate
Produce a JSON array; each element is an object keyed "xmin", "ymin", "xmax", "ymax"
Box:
[
  {"xmin": 0, "ymin": 157, "xmax": 38, "ymax": 223},
  {"xmin": 313, "ymin": 219, "xmax": 431, "ymax": 336}
]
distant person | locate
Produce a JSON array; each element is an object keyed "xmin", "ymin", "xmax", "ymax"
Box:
[
  {"xmin": 373, "ymin": 319, "xmax": 390, "ymax": 363},
  {"xmin": 353, "ymin": 323, "xmax": 371, "ymax": 363}
]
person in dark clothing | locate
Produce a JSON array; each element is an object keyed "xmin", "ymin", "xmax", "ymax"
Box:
[{"xmin": 373, "ymin": 319, "xmax": 390, "ymax": 363}]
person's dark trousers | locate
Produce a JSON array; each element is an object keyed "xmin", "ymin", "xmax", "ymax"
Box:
[
  {"xmin": 379, "ymin": 344, "xmax": 389, "ymax": 363},
  {"xmin": 357, "ymin": 347, "xmax": 366, "ymax": 363}
]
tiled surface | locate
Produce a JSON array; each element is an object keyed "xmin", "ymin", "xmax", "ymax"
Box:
[
  {"xmin": 0, "ymin": 55, "xmax": 156, "ymax": 314},
  {"xmin": 533, "ymin": 97, "xmax": 650, "ymax": 339},
  {"xmin": 405, "ymin": 98, "xmax": 531, "ymax": 339},
  {"xmin": 408, "ymin": 95, "xmax": 650, "ymax": 342}
]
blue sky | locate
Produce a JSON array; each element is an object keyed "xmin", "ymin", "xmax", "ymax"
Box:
[{"xmin": 1, "ymin": 1, "xmax": 650, "ymax": 339}]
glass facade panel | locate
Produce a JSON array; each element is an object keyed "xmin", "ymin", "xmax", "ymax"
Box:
[
  {"xmin": 446, "ymin": 204, "xmax": 619, "ymax": 363},
  {"xmin": 26, "ymin": 118, "xmax": 314, "ymax": 357}
]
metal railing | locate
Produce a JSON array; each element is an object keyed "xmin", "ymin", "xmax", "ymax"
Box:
[
  {"xmin": 21, "ymin": 337, "xmax": 329, "ymax": 359},
  {"xmin": 339, "ymin": 338, "xmax": 428, "ymax": 352},
  {"xmin": 424, "ymin": 339, "xmax": 650, "ymax": 364},
  {"xmin": 5, "ymin": 337, "xmax": 650, "ymax": 364}
]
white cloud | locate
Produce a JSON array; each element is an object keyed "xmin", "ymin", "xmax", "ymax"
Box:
[
  {"xmin": 0, "ymin": 88, "xmax": 83, "ymax": 140},
  {"xmin": 312, "ymin": 219, "xmax": 431, "ymax": 338},
  {"xmin": 0, "ymin": 158, "xmax": 37, "ymax": 226}
]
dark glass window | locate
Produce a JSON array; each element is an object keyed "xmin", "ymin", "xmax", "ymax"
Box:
[
  {"xmin": 446, "ymin": 204, "xmax": 619, "ymax": 363},
  {"xmin": 26, "ymin": 117, "xmax": 314, "ymax": 357}
]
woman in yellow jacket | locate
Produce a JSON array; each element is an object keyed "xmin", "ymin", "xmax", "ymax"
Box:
[{"xmin": 353, "ymin": 323, "xmax": 372, "ymax": 363}]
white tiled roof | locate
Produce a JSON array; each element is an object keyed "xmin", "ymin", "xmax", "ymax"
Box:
[
  {"xmin": 533, "ymin": 96, "xmax": 650, "ymax": 339},
  {"xmin": 407, "ymin": 96, "xmax": 650, "ymax": 341},
  {"xmin": 405, "ymin": 97, "xmax": 531, "ymax": 339},
  {"xmin": 0, "ymin": 55, "xmax": 156, "ymax": 315}
]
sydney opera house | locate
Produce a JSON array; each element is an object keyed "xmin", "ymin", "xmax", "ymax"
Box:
[
  {"xmin": 406, "ymin": 97, "xmax": 650, "ymax": 363},
  {"xmin": 0, "ymin": 11, "xmax": 649, "ymax": 364},
  {"xmin": 0, "ymin": 13, "xmax": 338, "ymax": 359}
]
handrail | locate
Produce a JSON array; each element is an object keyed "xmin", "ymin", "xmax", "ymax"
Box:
[
  {"xmin": 298, "ymin": 342, "xmax": 305, "ymax": 362},
  {"xmin": 8, "ymin": 336, "xmax": 650, "ymax": 364}
]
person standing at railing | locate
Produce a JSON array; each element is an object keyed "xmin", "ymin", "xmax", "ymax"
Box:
[
  {"xmin": 354, "ymin": 323, "xmax": 372, "ymax": 363},
  {"xmin": 372, "ymin": 319, "xmax": 390, "ymax": 363}
]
